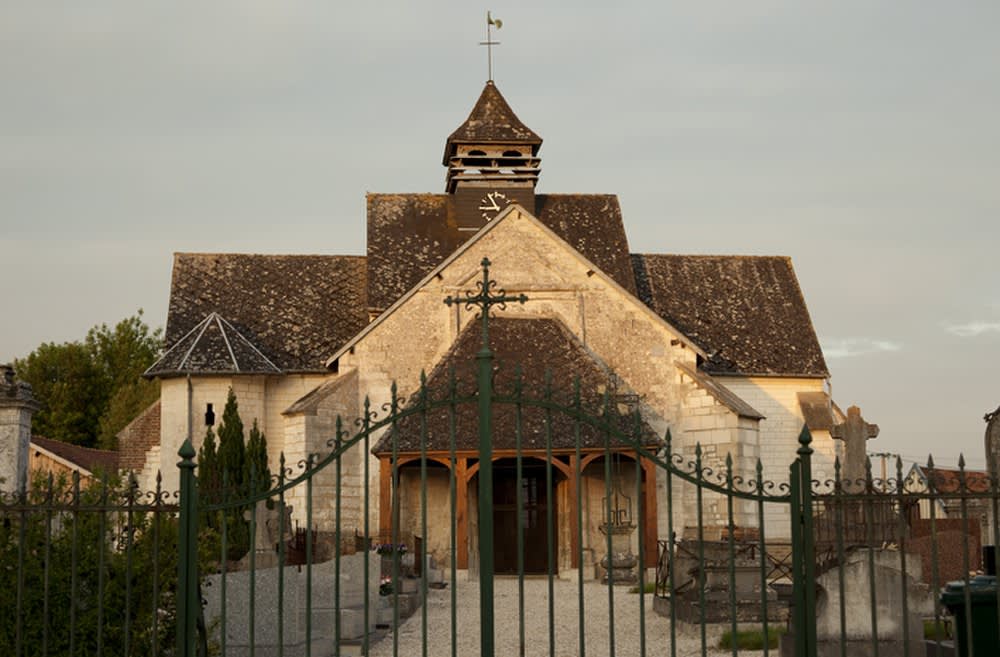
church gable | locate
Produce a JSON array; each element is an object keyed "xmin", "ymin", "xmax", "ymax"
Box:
[
  {"xmin": 338, "ymin": 205, "xmax": 701, "ymax": 423},
  {"xmin": 632, "ymin": 254, "xmax": 828, "ymax": 377},
  {"xmin": 366, "ymin": 193, "xmax": 636, "ymax": 313},
  {"xmin": 161, "ymin": 253, "xmax": 368, "ymax": 373}
]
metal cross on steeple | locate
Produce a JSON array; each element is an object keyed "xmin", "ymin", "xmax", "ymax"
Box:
[
  {"xmin": 479, "ymin": 11, "xmax": 502, "ymax": 81},
  {"xmin": 443, "ymin": 256, "xmax": 526, "ymax": 657}
]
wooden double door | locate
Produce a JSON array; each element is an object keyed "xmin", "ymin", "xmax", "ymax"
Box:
[{"xmin": 492, "ymin": 461, "xmax": 557, "ymax": 574}]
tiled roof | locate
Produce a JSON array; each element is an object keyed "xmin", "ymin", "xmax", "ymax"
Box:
[
  {"xmin": 30, "ymin": 435, "xmax": 119, "ymax": 474},
  {"xmin": 632, "ymin": 254, "xmax": 828, "ymax": 377},
  {"xmin": 443, "ymin": 81, "xmax": 542, "ymax": 164},
  {"xmin": 157, "ymin": 253, "xmax": 367, "ymax": 375},
  {"xmin": 372, "ymin": 317, "xmax": 660, "ymax": 454},
  {"xmin": 366, "ymin": 194, "xmax": 636, "ymax": 312},
  {"xmin": 146, "ymin": 313, "xmax": 282, "ymax": 376},
  {"xmin": 919, "ymin": 466, "xmax": 991, "ymax": 494},
  {"xmin": 798, "ymin": 392, "xmax": 834, "ymax": 431}
]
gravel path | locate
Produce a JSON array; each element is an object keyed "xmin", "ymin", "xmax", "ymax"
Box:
[{"xmin": 369, "ymin": 578, "xmax": 737, "ymax": 657}]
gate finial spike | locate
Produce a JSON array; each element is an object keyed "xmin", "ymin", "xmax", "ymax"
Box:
[
  {"xmin": 927, "ymin": 453, "xmax": 934, "ymax": 468},
  {"xmin": 796, "ymin": 424, "xmax": 813, "ymax": 457}
]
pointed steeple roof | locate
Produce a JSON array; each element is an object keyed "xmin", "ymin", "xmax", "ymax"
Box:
[
  {"xmin": 145, "ymin": 312, "xmax": 282, "ymax": 377},
  {"xmin": 443, "ymin": 81, "xmax": 542, "ymax": 165}
]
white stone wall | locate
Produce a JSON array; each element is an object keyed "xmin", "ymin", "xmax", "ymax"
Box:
[
  {"xmin": 713, "ymin": 376, "xmax": 838, "ymax": 539},
  {"xmin": 155, "ymin": 373, "xmax": 327, "ymax": 493}
]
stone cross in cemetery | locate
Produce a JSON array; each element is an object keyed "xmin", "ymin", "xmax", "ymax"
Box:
[{"xmin": 831, "ymin": 405, "xmax": 879, "ymax": 492}]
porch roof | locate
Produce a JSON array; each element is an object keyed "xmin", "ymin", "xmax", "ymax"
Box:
[{"xmin": 372, "ymin": 317, "xmax": 661, "ymax": 455}]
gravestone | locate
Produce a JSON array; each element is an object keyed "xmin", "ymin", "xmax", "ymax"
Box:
[
  {"xmin": 781, "ymin": 547, "xmax": 932, "ymax": 657},
  {"xmin": 831, "ymin": 406, "xmax": 879, "ymax": 492},
  {"xmin": 0, "ymin": 364, "xmax": 38, "ymax": 495}
]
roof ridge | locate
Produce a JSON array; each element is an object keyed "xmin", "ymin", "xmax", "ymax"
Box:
[
  {"xmin": 634, "ymin": 253, "xmax": 791, "ymax": 260},
  {"xmin": 31, "ymin": 435, "xmax": 118, "ymax": 456},
  {"xmin": 175, "ymin": 252, "xmax": 366, "ymax": 259}
]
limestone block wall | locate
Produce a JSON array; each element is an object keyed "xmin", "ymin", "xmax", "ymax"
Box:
[
  {"xmin": 157, "ymin": 374, "xmax": 327, "ymax": 493},
  {"xmin": 282, "ymin": 370, "xmax": 364, "ymax": 534},
  {"xmin": 670, "ymin": 369, "xmax": 761, "ymax": 538},
  {"xmin": 714, "ymin": 376, "xmax": 836, "ymax": 539}
]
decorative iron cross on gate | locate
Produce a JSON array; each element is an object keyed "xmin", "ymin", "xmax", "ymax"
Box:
[
  {"xmin": 444, "ymin": 256, "xmax": 526, "ymax": 657},
  {"xmin": 444, "ymin": 257, "xmax": 528, "ymax": 352}
]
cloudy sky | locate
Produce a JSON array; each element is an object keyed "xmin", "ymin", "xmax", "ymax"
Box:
[{"xmin": 2, "ymin": 3, "xmax": 998, "ymax": 468}]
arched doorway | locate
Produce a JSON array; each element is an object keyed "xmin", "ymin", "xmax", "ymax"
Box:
[{"xmin": 492, "ymin": 457, "xmax": 559, "ymax": 574}]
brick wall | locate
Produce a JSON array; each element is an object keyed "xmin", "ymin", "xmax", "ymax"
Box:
[{"xmin": 117, "ymin": 400, "xmax": 161, "ymax": 473}]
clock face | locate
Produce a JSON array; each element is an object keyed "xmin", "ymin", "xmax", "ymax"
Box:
[{"xmin": 478, "ymin": 190, "xmax": 510, "ymax": 221}]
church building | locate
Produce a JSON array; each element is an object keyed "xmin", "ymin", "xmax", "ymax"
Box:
[{"xmin": 132, "ymin": 80, "xmax": 844, "ymax": 576}]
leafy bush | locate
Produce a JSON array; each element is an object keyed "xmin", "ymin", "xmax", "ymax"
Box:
[{"xmin": 0, "ymin": 472, "xmax": 197, "ymax": 656}]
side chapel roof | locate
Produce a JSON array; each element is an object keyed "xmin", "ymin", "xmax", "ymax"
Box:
[
  {"xmin": 366, "ymin": 194, "xmax": 636, "ymax": 311},
  {"xmin": 153, "ymin": 253, "xmax": 367, "ymax": 376},
  {"xmin": 632, "ymin": 254, "xmax": 828, "ymax": 377},
  {"xmin": 372, "ymin": 316, "xmax": 660, "ymax": 455}
]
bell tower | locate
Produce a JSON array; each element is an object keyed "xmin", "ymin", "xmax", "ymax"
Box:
[{"xmin": 444, "ymin": 81, "xmax": 542, "ymax": 231}]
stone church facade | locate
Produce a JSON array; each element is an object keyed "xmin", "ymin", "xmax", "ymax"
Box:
[{"xmin": 134, "ymin": 81, "xmax": 845, "ymax": 575}]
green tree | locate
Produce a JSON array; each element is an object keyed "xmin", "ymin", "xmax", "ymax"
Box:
[
  {"xmin": 87, "ymin": 310, "xmax": 162, "ymax": 448},
  {"xmin": 14, "ymin": 311, "xmax": 161, "ymax": 448},
  {"xmin": 245, "ymin": 419, "xmax": 271, "ymax": 495},
  {"xmin": 13, "ymin": 341, "xmax": 106, "ymax": 445},
  {"xmin": 0, "ymin": 472, "xmax": 201, "ymax": 656},
  {"xmin": 198, "ymin": 426, "xmax": 221, "ymax": 505},
  {"xmin": 215, "ymin": 388, "xmax": 250, "ymax": 560}
]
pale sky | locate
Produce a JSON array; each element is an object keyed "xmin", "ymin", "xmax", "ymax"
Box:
[{"xmin": 2, "ymin": 3, "xmax": 998, "ymax": 469}]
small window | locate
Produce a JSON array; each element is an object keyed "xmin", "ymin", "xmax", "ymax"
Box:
[
  {"xmin": 502, "ymin": 150, "xmax": 522, "ymax": 157},
  {"xmin": 468, "ymin": 150, "xmax": 487, "ymax": 156}
]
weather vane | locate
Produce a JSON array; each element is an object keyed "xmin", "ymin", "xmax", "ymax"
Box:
[{"xmin": 480, "ymin": 11, "xmax": 502, "ymax": 81}]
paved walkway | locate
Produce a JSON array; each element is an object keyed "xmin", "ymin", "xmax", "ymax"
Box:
[{"xmin": 369, "ymin": 577, "xmax": 734, "ymax": 657}]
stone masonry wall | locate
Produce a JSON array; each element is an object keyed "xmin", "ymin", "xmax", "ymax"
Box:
[{"xmin": 714, "ymin": 376, "xmax": 836, "ymax": 540}]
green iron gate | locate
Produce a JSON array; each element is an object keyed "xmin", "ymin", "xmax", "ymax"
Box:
[{"xmin": 3, "ymin": 259, "xmax": 998, "ymax": 657}]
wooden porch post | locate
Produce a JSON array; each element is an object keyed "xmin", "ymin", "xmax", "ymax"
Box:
[
  {"xmin": 568, "ymin": 453, "xmax": 580, "ymax": 569},
  {"xmin": 643, "ymin": 457, "xmax": 658, "ymax": 568},
  {"xmin": 456, "ymin": 458, "xmax": 469, "ymax": 569},
  {"xmin": 379, "ymin": 457, "xmax": 392, "ymax": 537}
]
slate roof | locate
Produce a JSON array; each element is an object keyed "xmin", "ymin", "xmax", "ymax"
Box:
[
  {"xmin": 366, "ymin": 194, "xmax": 636, "ymax": 311},
  {"xmin": 443, "ymin": 81, "xmax": 542, "ymax": 164},
  {"xmin": 146, "ymin": 312, "xmax": 282, "ymax": 376},
  {"xmin": 372, "ymin": 317, "xmax": 660, "ymax": 455},
  {"xmin": 31, "ymin": 435, "xmax": 119, "ymax": 474},
  {"xmin": 632, "ymin": 254, "xmax": 828, "ymax": 377},
  {"xmin": 155, "ymin": 253, "xmax": 367, "ymax": 375}
]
